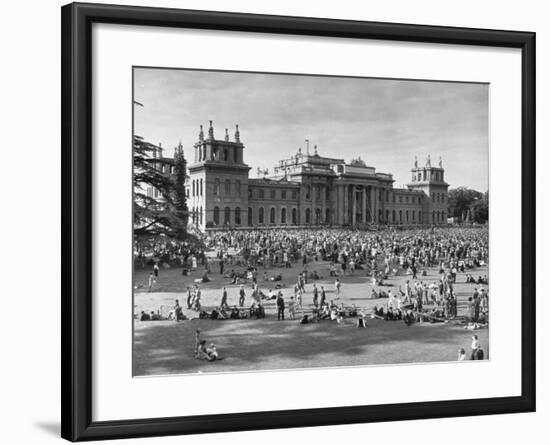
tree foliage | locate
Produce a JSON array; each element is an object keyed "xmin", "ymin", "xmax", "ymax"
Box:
[
  {"xmin": 133, "ymin": 136, "xmax": 189, "ymax": 239},
  {"xmin": 447, "ymin": 187, "xmax": 488, "ymax": 223}
]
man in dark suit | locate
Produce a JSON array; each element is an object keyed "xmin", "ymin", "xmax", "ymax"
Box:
[{"xmin": 276, "ymin": 292, "xmax": 285, "ymax": 321}]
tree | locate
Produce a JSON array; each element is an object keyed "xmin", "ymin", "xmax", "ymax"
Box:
[
  {"xmin": 447, "ymin": 187, "xmax": 488, "ymax": 223},
  {"xmin": 170, "ymin": 143, "xmax": 189, "ymax": 239},
  {"xmin": 471, "ymin": 191, "xmax": 489, "ymax": 223},
  {"xmin": 133, "ymin": 135, "xmax": 188, "ymax": 239}
]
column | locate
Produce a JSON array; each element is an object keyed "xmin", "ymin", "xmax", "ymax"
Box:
[
  {"xmin": 362, "ymin": 186, "xmax": 367, "ymax": 223},
  {"xmin": 370, "ymin": 185, "xmax": 376, "ymax": 222},
  {"xmin": 343, "ymin": 185, "xmax": 349, "ymax": 225},
  {"xmin": 321, "ymin": 184, "xmax": 327, "ymax": 224},
  {"xmin": 338, "ymin": 184, "xmax": 344, "ymax": 225},
  {"xmin": 351, "ymin": 185, "xmax": 357, "ymax": 226},
  {"xmin": 311, "ymin": 182, "xmax": 317, "ymax": 225}
]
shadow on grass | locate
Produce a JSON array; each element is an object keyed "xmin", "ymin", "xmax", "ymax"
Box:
[{"xmin": 133, "ymin": 315, "xmax": 489, "ymax": 376}]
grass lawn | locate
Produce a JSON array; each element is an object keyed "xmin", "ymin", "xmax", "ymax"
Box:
[{"xmin": 133, "ymin": 260, "xmax": 489, "ymax": 376}]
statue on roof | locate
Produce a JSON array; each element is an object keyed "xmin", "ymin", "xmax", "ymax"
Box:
[
  {"xmin": 208, "ymin": 120, "xmax": 214, "ymax": 140},
  {"xmin": 414, "ymin": 156, "xmax": 418, "ymax": 168},
  {"xmin": 439, "ymin": 156, "xmax": 443, "ymax": 168},
  {"xmin": 426, "ymin": 154, "xmax": 431, "ymax": 167}
]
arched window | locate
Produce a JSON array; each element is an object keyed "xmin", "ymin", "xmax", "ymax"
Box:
[
  {"xmin": 412, "ymin": 210, "xmax": 416, "ymax": 222},
  {"xmin": 248, "ymin": 207, "xmax": 253, "ymax": 226},
  {"xmin": 419, "ymin": 211, "xmax": 422, "ymax": 223},
  {"xmin": 432, "ymin": 211, "xmax": 436, "ymax": 223},
  {"xmin": 200, "ymin": 179, "xmax": 203, "ymax": 196},
  {"xmin": 214, "ymin": 179, "xmax": 220, "ymax": 196},
  {"xmin": 315, "ymin": 208, "xmax": 321, "ymax": 224},
  {"xmin": 386, "ymin": 210, "xmax": 390, "ymax": 222},
  {"xmin": 399, "ymin": 210, "xmax": 403, "ymax": 223},
  {"xmin": 192, "ymin": 180, "xmax": 195, "ymax": 196},
  {"xmin": 292, "ymin": 208, "xmax": 297, "ymax": 225},
  {"xmin": 305, "ymin": 208, "xmax": 311, "ymax": 224},
  {"xmin": 224, "ymin": 206, "xmax": 231, "ymax": 225},
  {"xmin": 281, "ymin": 208, "xmax": 287, "ymax": 224},
  {"xmin": 199, "ymin": 207, "xmax": 203, "ymax": 225},
  {"xmin": 223, "ymin": 148, "xmax": 228, "ymax": 161},
  {"xmin": 259, "ymin": 207, "xmax": 264, "ymax": 224},
  {"xmin": 270, "ymin": 207, "xmax": 275, "ymax": 224},
  {"xmin": 236, "ymin": 180, "xmax": 241, "ymax": 196},
  {"xmin": 225, "ymin": 180, "xmax": 231, "ymax": 195},
  {"xmin": 406, "ymin": 210, "xmax": 409, "ymax": 222},
  {"xmin": 325, "ymin": 208, "xmax": 330, "ymax": 224},
  {"xmin": 235, "ymin": 207, "xmax": 241, "ymax": 225},
  {"xmin": 213, "ymin": 206, "xmax": 220, "ymax": 225},
  {"xmin": 392, "ymin": 210, "xmax": 396, "ymax": 223}
]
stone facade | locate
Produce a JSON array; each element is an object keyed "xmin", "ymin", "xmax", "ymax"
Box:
[{"xmin": 184, "ymin": 123, "xmax": 449, "ymax": 230}]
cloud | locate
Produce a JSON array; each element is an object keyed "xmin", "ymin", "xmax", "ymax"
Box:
[{"xmin": 134, "ymin": 68, "xmax": 489, "ymax": 191}]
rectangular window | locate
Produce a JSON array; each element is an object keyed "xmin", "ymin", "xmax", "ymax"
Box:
[
  {"xmin": 259, "ymin": 189, "xmax": 265, "ymax": 199},
  {"xmin": 281, "ymin": 190, "xmax": 287, "ymax": 199},
  {"xmin": 270, "ymin": 189, "xmax": 276, "ymax": 199},
  {"xmin": 291, "ymin": 190, "xmax": 297, "ymax": 200}
]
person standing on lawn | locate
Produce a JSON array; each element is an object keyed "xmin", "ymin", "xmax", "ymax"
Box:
[
  {"xmin": 220, "ymin": 287, "xmax": 229, "ymax": 310},
  {"xmin": 313, "ymin": 283, "xmax": 319, "ymax": 308},
  {"xmin": 239, "ymin": 285, "xmax": 246, "ymax": 307},
  {"xmin": 276, "ymin": 292, "xmax": 285, "ymax": 320}
]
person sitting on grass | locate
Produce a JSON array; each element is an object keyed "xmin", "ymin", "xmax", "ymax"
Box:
[
  {"xmin": 194, "ymin": 331, "xmax": 222, "ymax": 361},
  {"xmin": 319, "ymin": 303, "xmax": 331, "ymax": 320},
  {"xmin": 372, "ymin": 305, "xmax": 385, "ymax": 318},
  {"xmin": 403, "ymin": 309, "xmax": 415, "ymax": 326},
  {"xmin": 230, "ymin": 306, "xmax": 247, "ymax": 319},
  {"xmin": 140, "ymin": 310, "xmax": 150, "ymax": 321},
  {"xmin": 310, "ymin": 270, "xmax": 321, "ymax": 280},
  {"xmin": 457, "ymin": 348, "xmax": 467, "ymax": 361}
]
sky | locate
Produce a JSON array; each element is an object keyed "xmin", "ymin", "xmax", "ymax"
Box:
[{"xmin": 134, "ymin": 67, "xmax": 489, "ymax": 192}]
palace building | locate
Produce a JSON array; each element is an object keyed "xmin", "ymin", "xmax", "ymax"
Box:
[{"xmin": 184, "ymin": 121, "xmax": 449, "ymax": 230}]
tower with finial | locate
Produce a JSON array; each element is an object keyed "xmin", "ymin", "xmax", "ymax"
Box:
[
  {"xmin": 407, "ymin": 154, "xmax": 449, "ymax": 225},
  {"xmin": 188, "ymin": 121, "xmax": 250, "ymax": 230}
]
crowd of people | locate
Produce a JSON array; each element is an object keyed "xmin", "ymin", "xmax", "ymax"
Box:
[{"xmin": 136, "ymin": 226, "xmax": 489, "ymax": 361}]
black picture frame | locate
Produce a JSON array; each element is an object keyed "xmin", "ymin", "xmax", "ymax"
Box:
[{"xmin": 61, "ymin": 2, "xmax": 536, "ymax": 441}]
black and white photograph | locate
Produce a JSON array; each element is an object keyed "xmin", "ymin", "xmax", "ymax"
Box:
[{"xmin": 133, "ymin": 68, "xmax": 489, "ymax": 376}]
